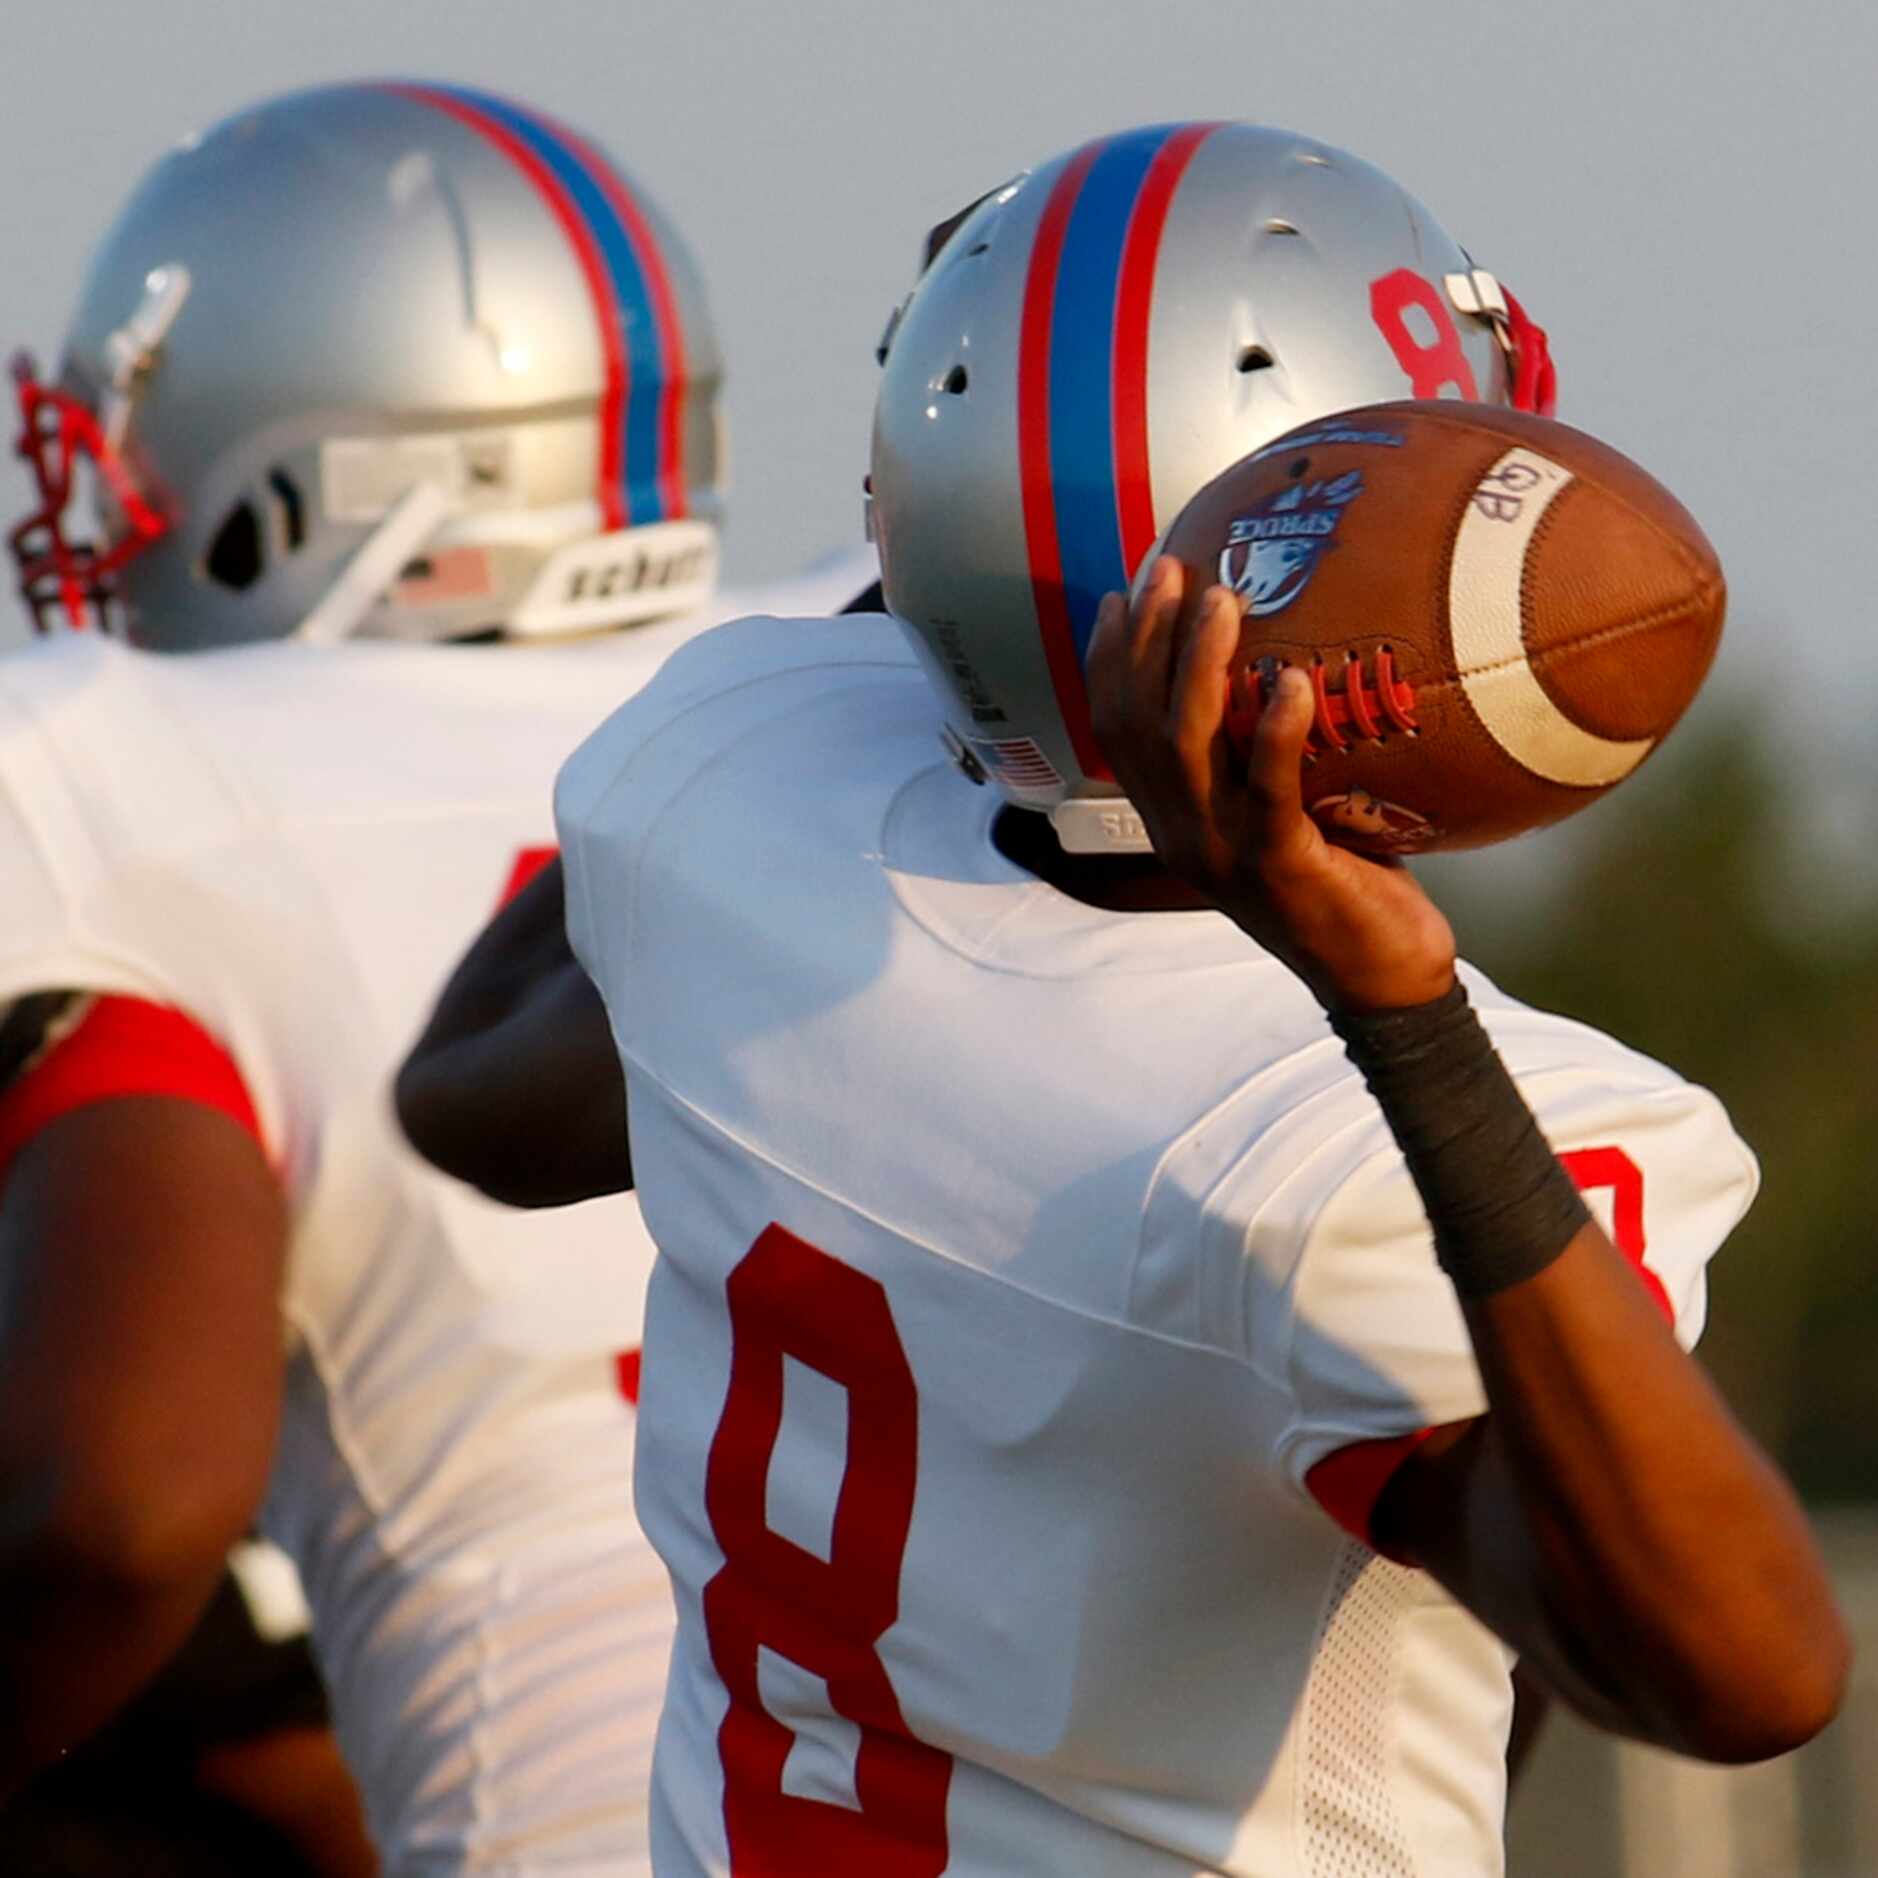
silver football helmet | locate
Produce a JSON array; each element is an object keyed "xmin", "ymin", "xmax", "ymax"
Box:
[
  {"xmin": 870, "ymin": 121, "xmax": 1555, "ymax": 852},
  {"xmin": 10, "ymin": 81, "xmax": 724, "ymax": 649}
]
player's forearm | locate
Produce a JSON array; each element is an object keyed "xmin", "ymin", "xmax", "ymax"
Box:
[
  {"xmin": 0, "ymin": 1393, "xmax": 269, "ymax": 1791},
  {"xmin": 398, "ymin": 964, "xmax": 630, "ymax": 1205},
  {"xmin": 1089, "ymin": 563, "xmax": 1845, "ymax": 1755},
  {"xmin": 1340, "ymin": 993, "xmax": 1848, "ymax": 1759},
  {"xmin": 1457, "ymin": 1231, "xmax": 1843, "ymax": 1758},
  {"xmin": 397, "ymin": 861, "xmax": 631, "ymax": 1204},
  {"xmin": 0, "ymin": 1537, "xmax": 227, "ymax": 1797}
]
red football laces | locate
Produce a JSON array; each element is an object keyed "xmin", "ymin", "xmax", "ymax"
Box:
[{"xmin": 1224, "ymin": 651, "xmax": 1418, "ymax": 760}]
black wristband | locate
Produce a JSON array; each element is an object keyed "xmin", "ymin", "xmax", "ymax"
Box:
[{"xmin": 1329, "ymin": 983, "xmax": 1591, "ymax": 1299}]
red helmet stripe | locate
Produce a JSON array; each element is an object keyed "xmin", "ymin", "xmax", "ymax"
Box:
[
  {"xmin": 561, "ymin": 123, "xmax": 693, "ymax": 521},
  {"xmin": 1017, "ymin": 139, "xmax": 1109, "ymax": 779}
]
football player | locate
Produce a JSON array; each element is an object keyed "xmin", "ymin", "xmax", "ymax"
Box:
[
  {"xmin": 0, "ymin": 80, "xmax": 868, "ymax": 1871},
  {"xmin": 401, "ymin": 124, "xmax": 1845, "ymax": 1873}
]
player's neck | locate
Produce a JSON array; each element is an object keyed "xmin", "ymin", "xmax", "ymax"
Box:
[{"xmin": 990, "ymin": 806, "xmax": 1212, "ymax": 913}]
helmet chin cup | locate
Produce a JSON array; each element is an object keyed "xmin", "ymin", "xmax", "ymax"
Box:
[
  {"xmin": 8, "ymin": 352, "xmax": 169, "ymax": 632},
  {"xmin": 506, "ymin": 518, "xmax": 718, "ymax": 638}
]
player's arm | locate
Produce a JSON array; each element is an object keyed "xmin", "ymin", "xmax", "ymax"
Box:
[
  {"xmin": 0, "ymin": 997, "xmax": 287, "ymax": 1797},
  {"xmin": 1088, "ymin": 563, "xmax": 1848, "ymax": 1765},
  {"xmin": 396, "ymin": 855, "xmax": 631, "ymax": 1207}
]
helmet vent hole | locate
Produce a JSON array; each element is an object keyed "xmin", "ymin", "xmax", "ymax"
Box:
[
  {"xmin": 943, "ymin": 365, "xmax": 969, "ymax": 395},
  {"xmin": 1237, "ymin": 346, "xmax": 1274, "ymax": 375},
  {"xmin": 1264, "ymin": 219, "xmax": 1301, "ymax": 236},
  {"xmin": 1289, "ymin": 456, "xmax": 1311, "ymax": 479},
  {"xmin": 964, "ymin": 241, "xmax": 990, "ymax": 257},
  {"xmin": 267, "ymin": 469, "xmax": 306, "ymax": 551},
  {"xmin": 204, "ymin": 501, "xmax": 263, "ymax": 591}
]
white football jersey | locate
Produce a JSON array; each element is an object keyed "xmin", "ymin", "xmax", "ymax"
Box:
[
  {"xmin": 556, "ymin": 616, "xmax": 1757, "ymax": 1878},
  {"xmin": 0, "ymin": 550, "xmax": 876, "ymax": 1876}
]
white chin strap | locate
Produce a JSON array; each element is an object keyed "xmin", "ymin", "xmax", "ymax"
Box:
[
  {"xmin": 295, "ymin": 480, "xmax": 451, "ymax": 646},
  {"xmin": 1048, "ymin": 794, "xmax": 1155, "ymax": 855}
]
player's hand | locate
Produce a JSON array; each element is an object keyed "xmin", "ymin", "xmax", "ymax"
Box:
[{"xmin": 1086, "ymin": 556, "xmax": 1457, "ymax": 1012}]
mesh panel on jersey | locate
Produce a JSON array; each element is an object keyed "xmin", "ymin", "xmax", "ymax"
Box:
[{"xmin": 1300, "ymin": 1539, "xmax": 1420, "ymax": 1878}]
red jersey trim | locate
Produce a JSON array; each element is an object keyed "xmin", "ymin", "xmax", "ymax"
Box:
[
  {"xmin": 1306, "ymin": 1428, "xmax": 1435, "ymax": 1561},
  {"xmin": 499, "ymin": 844, "xmax": 559, "ymax": 907},
  {"xmin": 616, "ymin": 1347, "xmax": 642, "ymax": 1405},
  {"xmin": 1308, "ymin": 1144, "xmax": 1680, "ymax": 1557},
  {"xmin": 0, "ymin": 995, "xmax": 263, "ymax": 1189}
]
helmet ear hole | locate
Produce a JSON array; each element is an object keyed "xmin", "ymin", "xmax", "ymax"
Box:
[
  {"xmin": 943, "ymin": 365, "xmax": 969, "ymax": 395},
  {"xmin": 204, "ymin": 501, "xmax": 264, "ymax": 590}
]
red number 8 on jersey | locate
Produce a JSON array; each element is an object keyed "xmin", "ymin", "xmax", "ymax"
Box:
[{"xmin": 703, "ymin": 1224, "xmax": 952, "ymax": 1876}]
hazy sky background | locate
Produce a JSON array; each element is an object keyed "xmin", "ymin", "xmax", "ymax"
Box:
[{"xmin": 3, "ymin": 0, "xmax": 1872, "ymax": 795}]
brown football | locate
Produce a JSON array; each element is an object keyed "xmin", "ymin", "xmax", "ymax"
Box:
[{"xmin": 1156, "ymin": 401, "xmax": 1725, "ymax": 852}]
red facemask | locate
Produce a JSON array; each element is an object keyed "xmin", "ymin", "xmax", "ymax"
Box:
[
  {"xmin": 1501, "ymin": 287, "xmax": 1558, "ymax": 419},
  {"xmin": 9, "ymin": 353, "xmax": 169, "ymax": 631}
]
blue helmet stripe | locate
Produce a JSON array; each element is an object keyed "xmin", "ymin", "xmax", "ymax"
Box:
[{"xmin": 1045, "ymin": 125, "xmax": 1183, "ymax": 665}]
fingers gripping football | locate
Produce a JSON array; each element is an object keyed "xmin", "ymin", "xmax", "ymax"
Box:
[
  {"xmin": 1088, "ymin": 558, "xmax": 1457, "ymax": 1012},
  {"xmin": 1091, "ymin": 563, "xmax": 1300, "ymax": 875},
  {"xmin": 1089, "ymin": 562, "xmax": 1235, "ymax": 881}
]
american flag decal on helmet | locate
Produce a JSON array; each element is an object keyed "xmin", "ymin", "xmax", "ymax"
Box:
[{"xmin": 970, "ymin": 736, "xmax": 1063, "ymax": 792}]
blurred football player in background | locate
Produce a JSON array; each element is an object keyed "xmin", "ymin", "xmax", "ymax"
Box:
[
  {"xmin": 402, "ymin": 122, "xmax": 1845, "ymax": 1874},
  {"xmin": 0, "ymin": 80, "xmax": 866, "ymax": 1874}
]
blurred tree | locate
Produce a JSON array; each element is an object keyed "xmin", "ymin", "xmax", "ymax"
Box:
[{"xmin": 1423, "ymin": 711, "xmax": 1878, "ymax": 1501}]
